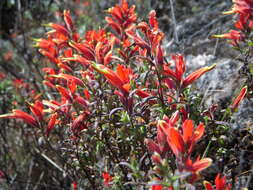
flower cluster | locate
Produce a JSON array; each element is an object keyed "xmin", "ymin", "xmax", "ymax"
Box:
[
  {"xmin": 213, "ymin": 0, "xmax": 253, "ymax": 46},
  {"xmin": 146, "ymin": 116, "xmax": 212, "ymax": 187}
]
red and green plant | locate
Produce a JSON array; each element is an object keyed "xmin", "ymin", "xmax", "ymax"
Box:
[{"xmin": 0, "ymin": 0, "xmax": 251, "ymax": 189}]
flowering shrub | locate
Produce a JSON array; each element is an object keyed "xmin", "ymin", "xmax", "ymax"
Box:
[
  {"xmin": 214, "ymin": 0, "xmax": 253, "ymax": 95},
  {"xmin": 0, "ymin": 0, "xmax": 250, "ymax": 189}
]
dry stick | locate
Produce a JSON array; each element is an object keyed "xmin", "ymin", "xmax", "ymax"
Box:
[
  {"xmin": 186, "ymin": 15, "xmax": 227, "ymax": 44},
  {"xmin": 34, "ymin": 148, "xmax": 66, "ymax": 174},
  {"xmin": 245, "ymin": 168, "xmax": 253, "ymax": 188},
  {"xmin": 213, "ymin": 35, "xmax": 220, "ymax": 56},
  {"xmin": 199, "ymin": 79, "xmax": 213, "ymax": 110},
  {"xmin": 199, "ymin": 31, "xmax": 220, "ymax": 109},
  {"xmin": 169, "ymin": 0, "xmax": 179, "ymax": 44},
  {"xmin": 33, "ymin": 171, "xmax": 45, "ymax": 190},
  {"xmin": 25, "ymin": 158, "xmax": 34, "ymax": 190}
]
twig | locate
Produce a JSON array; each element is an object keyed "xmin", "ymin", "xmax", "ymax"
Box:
[
  {"xmin": 245, "ymin": 168, "xmax": 253, "ymax": 188},
  {"xmin": 34, "ymin": 148, "xmax": 66, "ymax": 175},
  {"xmin": 169, "ymin": 0, "xmax": 179, "ymax": 44},
  {"xmin": 33, "ymin": 171, "xmax": 45, "ymax": 190},
  {"xmin": 25, "ymin": 158, "xmax": 34, "ymax": 190},
  {"xmin": 187, "ymin": 15, "xmax": 227, "ymax": 44}
]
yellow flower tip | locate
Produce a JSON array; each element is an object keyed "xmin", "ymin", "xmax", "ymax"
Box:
[
  {"xmin": 209, "ymin": 64, "xmax": 217, "ymax": 70},
  {"xmin": 157, "ymin": 120, "xmax": 165, "ymax": 127},
  {"xmin": 211, "ymin": 34, "xmax": 225, "ymax": 39},
  {"xmin": 32, "ymin": 43, "xmax": 39, "ymax": 48},
  {"xmin": 105, "ymin": 8, "xmax": 112, "ymax": 13},
  {"xmin": 207, "ymin": 158, "xmax": 213, "ymax": 165},
  {"xmin": 222, "ymin": 10, "xmax": 235, "ymax": 15},
  {"xmin": 46, "ymin": 30, "xmax": 56, "ymax": 35},
  {"xmin": 49, "ymin": 74, "xmax": 59, "ymax": 78},
  {"xmin": 0, "ymin": 113, "xmax": 12, "ymax": 118},
  {"xmin": 42, "ymin": 23, "xmax": 52, "ymax": 27},
  {"xmin": 26, "ymin": 101, "xmax": 33, "ymax": 106},
  {"xmin": 61, "ymin": 57, "xmax": 73, "ymax": 61},
  {"xmin": 68, "ymin": 41, "xmax": 76, "ymax": 47},
  {"xmin": 31, "ymin": 38, "xmax": 41, "ymax": 42},
  {"xmin": 203, "ymin": 180, "xmax": 212, "ymax": 186},
  {"xmin": 96, "ymin": 65, "xmax": 110, "ymax": 75}
]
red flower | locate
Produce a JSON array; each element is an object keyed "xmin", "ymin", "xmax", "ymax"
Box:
[
  {"xmin": 167, "ymin": 127, "xmax": 184, "ymax": 158},
  {"xmin": 63, "ymin": 10, "xmax": 74, "ymax": 31},
  {"xmin": 166, "ymin": 120, "xmax": 205, "ymax": 157},
  {"xmin": 0, "ymin": 170, "xmax": 5, "ymax": 180},
  {"xmin": 182, "ymin": 65, "xmax": 216, "ymax": 88},
  {"xmin": 51, "ymin": 73, "xmax": 84, "ymax": 87},
  {"xmin": 71, "ymin": 181, "xmax": 78, "ymax": 190},
  {"xmin": 152, "ymin": 184, "xmax": 163, "ymax": 190},
  {"xmin": 231, "ymin": 86, "xmax": 247, "ymax": 111},
  {"xmin": 56, "ymin": 85, "xmax": 72, "ymax": 101},
  {"xmin": 234, "ymin": 14, "xmax": 249, "ymax": 30},
  {"xmin": 223, "ymin": 0, "xmax": 253, "ymax": 16},
  {"xmin": 85, "ymin": 29, "xmax": 107, "ymax": 44},
  {"xmin": 71, "ymin": 112, "xmax": 89, "ymax": 135},
  {"xmin": 204, "ymin": 173, "xmax": 232, "ymax": 190},
  {"xmin": 29, "ymin": 101, "xmax": 44, "ymax": 121},
  {"xmin": 3, "ymin": 51, "xmax": 13, "ymax": 61},
  {"xmin": 92, "ymin": 63, "xmax": 133, "ymax": 95},
  {"xmin": 0, "ymin": 72, "xmax": 6, "ymax": 81},
  {"xmin": 38, "ymin": 48, "xmax": 58, "ymax": 64},
  {"xmin": 46, "ymin": 23, "xmax": 70, "ymax": 37},
  {"xmin": 212, "ymin": 30, "xmax": 245, "ymax": 46},
  {"xmin": 106, "ymin": 0, "xmax": 137, "ymax": 37},
  {"xmin": 46, "ymin": 113, "xmax": 58, "ymax": 136},
  {"xmin": 145, "ymin": 112, "xmax": 179, "ymax": 157},
  {"xmin": 102, "ymin": 172, "xmax": 113, "ymax": 186},
  {"xmin": 0, "ymin": 109, "xmax": 37, "ymax": 126},
  {"xmin": 33, "ymin": 38, "xmax": 55, "ymax": 50},
  {"xmin": 151, "ymin": 183, "xmax": 174, "ymax": 190},
  {"xmin": 12, "ymin": 79, "xmax": 28, "ymax": 89},
  {"xmin": 69, "ymin": 41, "xmax": 95, "ymax": 61},
  {"xmin": 149, "ymin": 10, "xmax": 159, "ymax": 32},
  {"xmin": 127, "ymin": 10, "xmax": 164, "ymax": 57},
  {"xmin": 185, "ymin": 156, "xmax": 212, "ymax": 174},
  {"xmin": 163, "ymin": 55, "xmax": 216, "ymax": 88}
]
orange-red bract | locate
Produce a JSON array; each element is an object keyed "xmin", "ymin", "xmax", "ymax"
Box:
[
  {"xmin": 0, "ymin": 109, "xmax": 37, "ymax": 127},
  {"xmin": 167, "ymin": 127, "xmax": 184, "ymax": 158},
  {"xmin": 204, "ymin": 173, "xmax": 232, "ymax": 190},
  {"xmin": 92, "ymin": 63, "xmax": 133, "ymax": 95},
  {"xmin": 231, "ymin": 86, "xmax": 247, "ymax": 111},
  {"xmin": 212, "ymin": 30, "xmax": 244, "ymax": 46},
  {"xmin": 46, "ymin": 113, "xmax": 58, "ymax": 136},
  {"xmin": 163, "ymin": 55, "xmax": 216, "ymax": 88},
  {"xmin": 102, "ymin": 172, "xmax": 113, "ymax": 186},
  {"xmin": 166, "ymin": 120, "xmax": 205, "ymax": 157},
  {"xmin": 63, "ymin": 10, "xmax": 74, "ymax": 31},
  {"xmin": 182, "ymin": 64, "xmax": 216, "ymax": 88}
]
